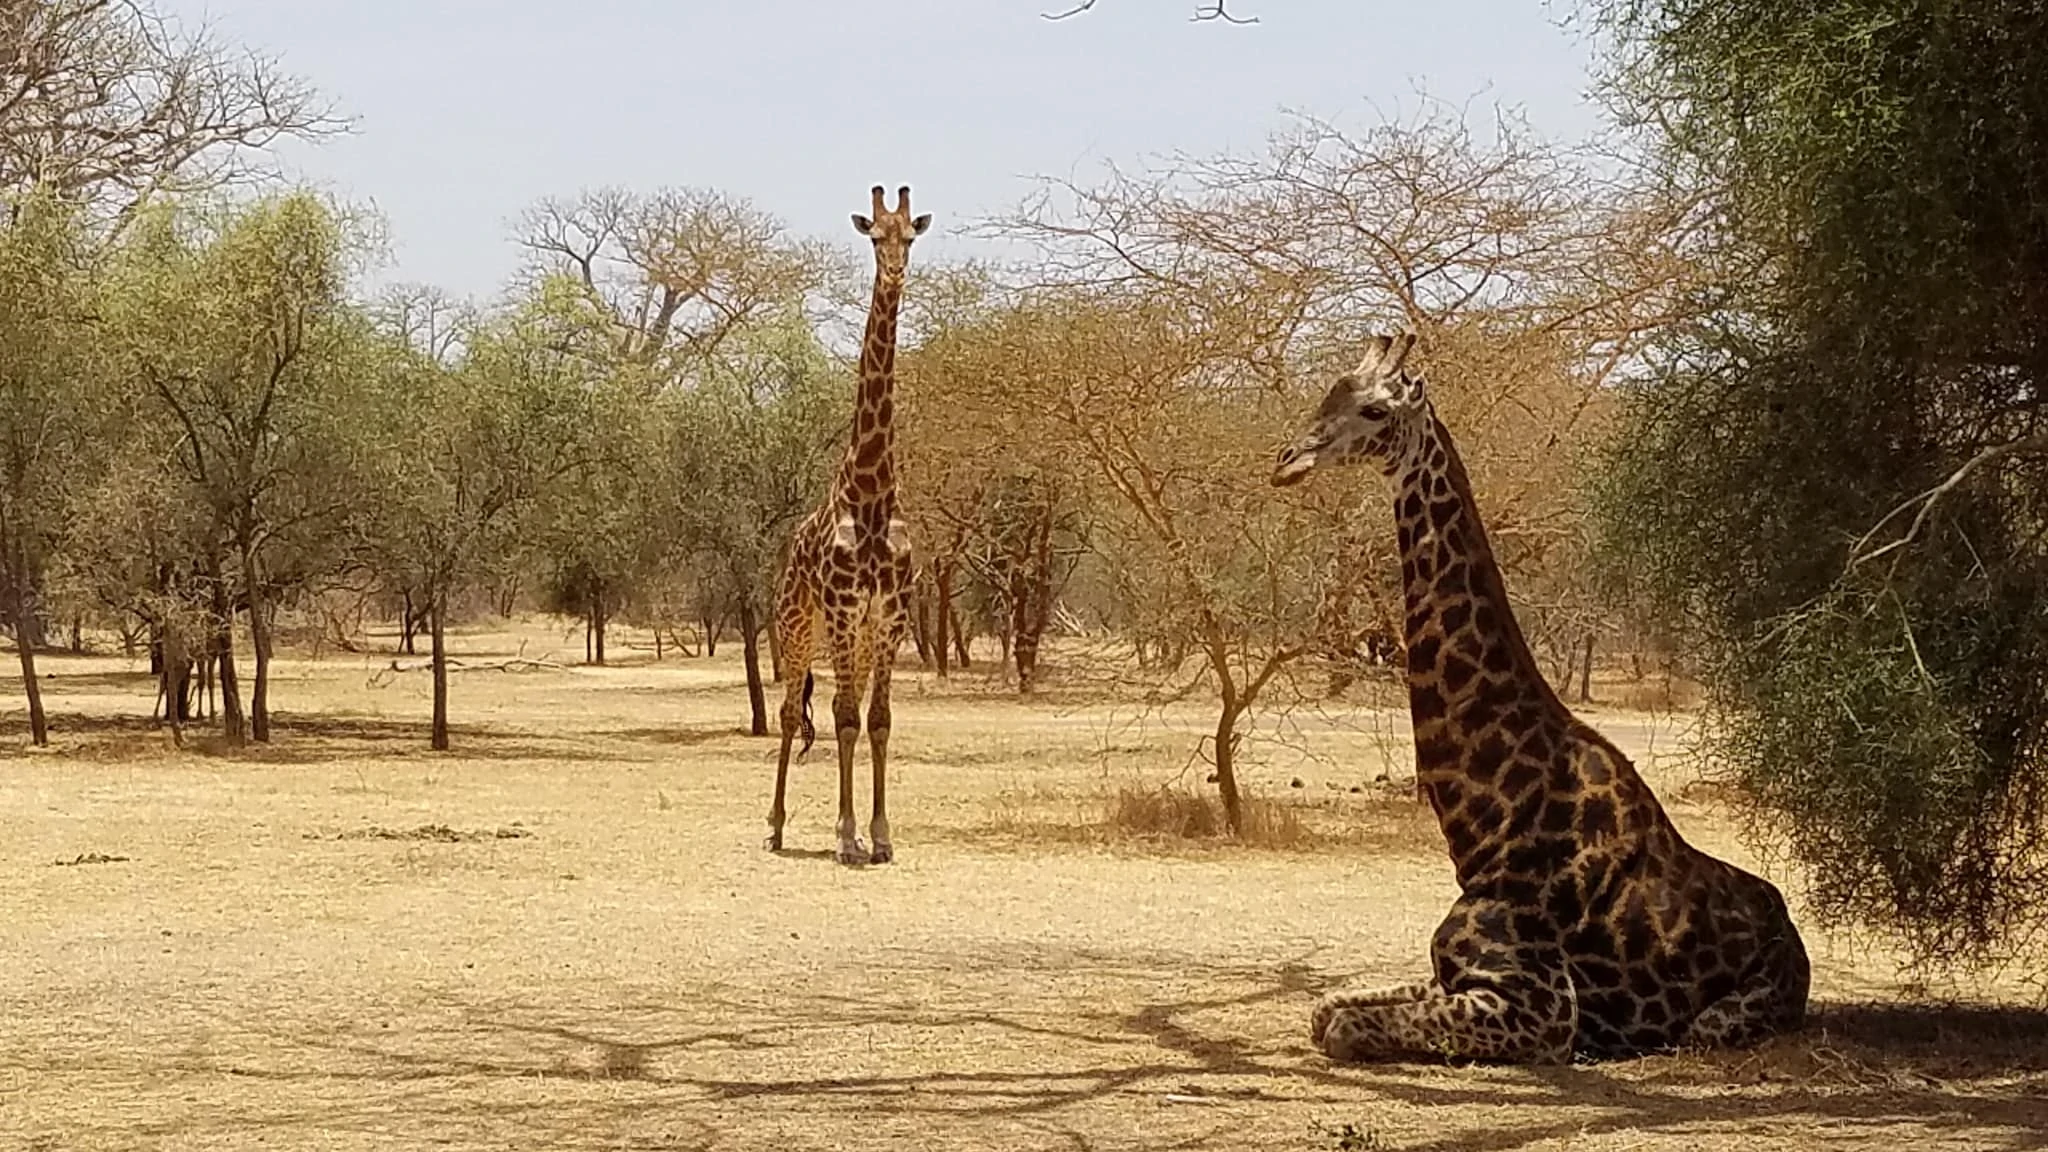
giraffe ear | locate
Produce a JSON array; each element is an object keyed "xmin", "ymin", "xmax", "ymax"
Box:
[
  {"xmin": 852, "ymin": 214, "xmax": 875, "ymax": 236},
  {"xmin": 911, "ymin": 214, "xmax": 932, "ymax": 236}
]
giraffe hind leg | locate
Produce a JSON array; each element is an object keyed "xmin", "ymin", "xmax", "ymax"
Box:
[{"xmin": 768, "ymin": 584, "xmax": 817, "ymax": 853}]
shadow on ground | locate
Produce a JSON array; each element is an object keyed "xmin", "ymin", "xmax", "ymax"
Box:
[{"xmin": 16, "ymin": 951, "xmax": 2044, "ymax": 1150}]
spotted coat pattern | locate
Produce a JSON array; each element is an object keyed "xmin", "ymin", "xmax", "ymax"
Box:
[
  {"xmin": 766, "ymin": 186, "xmax": 930, "ymax": 866},
  {"xmin": 1273, "ymin": 333, "xmax": 1810, "ymax": 1063}
]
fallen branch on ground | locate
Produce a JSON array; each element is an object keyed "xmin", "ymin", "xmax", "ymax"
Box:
[{"xmin": 385, "ymin": 656, "xmax": 564, "ymax": 674}]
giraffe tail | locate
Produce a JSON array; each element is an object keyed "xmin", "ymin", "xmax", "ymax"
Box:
[{"xmin": 798, "ymin": 671, "xmax": 816, "ymax": 756}]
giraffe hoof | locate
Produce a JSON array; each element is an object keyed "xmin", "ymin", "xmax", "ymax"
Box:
[
  {"xmin": 836, "ymin": 841, "xmax": 870, "ymax": 866},
  {"xmin": 764, "ymin": 834, "xmax": 782, "ymax": 852},
  {"xmin": 869, "ymin": 842, "xmax": 894, "ymax": 865}
]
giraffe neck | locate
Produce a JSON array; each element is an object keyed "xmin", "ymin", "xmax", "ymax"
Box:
[
  {"xmin": 836, "ymin": 264, "xmax": 904, "ymax": 524},
  {"xmin": 1393, "ymin": 412, "xmax": 1572, "ymax": 862}
]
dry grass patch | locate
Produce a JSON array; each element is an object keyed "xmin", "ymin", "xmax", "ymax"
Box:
[{"xmin": 1106, "ymin": 783, "xmax": 1308, "ymax": 847}]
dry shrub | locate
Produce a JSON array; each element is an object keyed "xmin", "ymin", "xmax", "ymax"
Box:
[{"xmin": 1104, "ymin": 784, "xmax": 1308, "ymax": 848}]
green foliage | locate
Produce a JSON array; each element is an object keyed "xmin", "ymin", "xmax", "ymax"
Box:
[
  {"xmin": 1588, "ymin": 0, "xmax": 2048, "ymax": 964},
  {"xmin": 664, "ymin": 308, "xmax": 846, "ymax": 615},
  {"xmin": 0, "ymin": 192, "xmax": 101, "ymax": 648},
  {"xmin": 364, "ymin": 292, "xmax": 598, "ymax": 605}
]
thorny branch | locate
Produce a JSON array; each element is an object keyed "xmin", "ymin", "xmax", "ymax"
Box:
[{"xmin": 1848, "ymin": 432, "xmax": 2048, "ymax": 576}]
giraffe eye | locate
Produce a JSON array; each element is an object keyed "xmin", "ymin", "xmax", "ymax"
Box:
[{"xmin": 1359, "ymin": 403, "xmax": 1390, "ymax": 421}]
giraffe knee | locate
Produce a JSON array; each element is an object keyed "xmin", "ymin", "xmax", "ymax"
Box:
[{"xmin": 831, "ymin": 692, "xmax": 861, "ymax": 735}]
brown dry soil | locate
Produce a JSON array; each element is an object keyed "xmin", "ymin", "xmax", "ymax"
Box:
[{"xmin": 4, "ymin": 620, "xmax": 2046, "ymax": 1151}]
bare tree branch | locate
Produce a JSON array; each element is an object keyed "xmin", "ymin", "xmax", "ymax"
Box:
[
  {"xmin": 1042, "ymin": 0, "xmax": 1257, "ymax": 22},
  {"xmin": 1849, "ymin": 432, "xmax": 2048, "ymax": 574}
]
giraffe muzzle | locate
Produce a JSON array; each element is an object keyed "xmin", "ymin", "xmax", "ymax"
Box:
[{"xmin": 1272, "ymin": 443, "xmax": 1318, "ymax": 487}]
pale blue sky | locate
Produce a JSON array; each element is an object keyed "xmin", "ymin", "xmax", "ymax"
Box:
[{"xmin": 159, "ymin": 1, "xmax": 1606, "ymax": 300}]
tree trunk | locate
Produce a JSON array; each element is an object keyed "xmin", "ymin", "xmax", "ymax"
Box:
[
  {"xmin": 1011, "ymin": 511, "xmax": 1054, "ymax": 693},
  {"xmin": 7, "ymin": 582, "xmax": 48, "ymax": 747},
  {"xmin": 401, "ymin": 589, "xmax": 419, "ymax": 655},
  {"xmin": 591, "ymin": 590, "xmax": 608, "ymax": 666},
  {"xmin": 766, "ymin": 618, "xmax": 782, "ymax": 681},
  {"xmin": 15, "ymin": 635, "xmax": 47, "ymax": 745},
  {"xmin": 213, "ymin": 612, "xmax": 245, "ymax": 746},
  {"xmin": 68, "ymin": 615, "xmax": 82, "ymax": 654},
  {"xmin": 3, "ymin": 563, "xmax": 49, "ymax": 746},
  {"xmin": 1212, "ymin": 697, "xmax": 1244, "ymax": 838},
  {"xmin": 911, "ymin": 579, "xmax": 932, "ymax": 668},
  {"xmin": 245, "ymin": 551, "xmax": 272, "ymax": 743},
  {"xmin": 934, "ymin": 562, "xmax": 954, "ymax": 679},
  {"xmin": 431, "ymin": 592, "xmax": 450, "ymax": 751},
  {"xmin": 1576, "ymin": 633, "xmax": 1596, "ymax": 704},
  {"xmin": 952, "ymin": 606, "xmax": 972, "ymax": 669},
  {"xmin": 740, "ymin": 597, "xmax": 768, "ymax": 737}
]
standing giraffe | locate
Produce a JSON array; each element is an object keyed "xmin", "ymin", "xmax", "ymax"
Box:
[
  {"xmin": 766, "ymin": 185, "xmax": 931, "ymax": 866},
  {"xmin": 1271, "ymin": 332, "xmax": 1808, "ymax": 1063}
]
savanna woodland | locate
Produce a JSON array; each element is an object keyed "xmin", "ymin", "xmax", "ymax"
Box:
[{"xmin": 5, "ymin": 1, "xmax": 2047, "ymax": 1149}]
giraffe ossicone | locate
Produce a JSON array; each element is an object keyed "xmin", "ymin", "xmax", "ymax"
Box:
[
  {"xmin": 1273, "ymin": 331, "xmax": 1810, "ymax": 1063},
  {"xmin": 766, "ymin": 184, "xmax": 930, "ymax": 867}
]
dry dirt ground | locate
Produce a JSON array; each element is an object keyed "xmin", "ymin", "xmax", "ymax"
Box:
[{"xmin": 3, "ymin": 619, "xmax": 2045, "ymax": 1152}]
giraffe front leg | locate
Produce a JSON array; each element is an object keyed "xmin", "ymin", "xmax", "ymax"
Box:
[
  {"xmin": 824, "ymin": 600, "xmax": 869, "ymax": 866},
  {"xmin": 1317, "ymin": 975, "xmax": 1576, "ymax": 1064},
  {"xmin": 865, "ymin": 578, "xmax": 910, "ymax": 865},
  {"xmin": 1316, "ymin": 895, "xmax": 1578, "ymax": 1065},
  {"xmin": 1310, "ymin": 981, "xmax": 1435, "ymax": 1047}
]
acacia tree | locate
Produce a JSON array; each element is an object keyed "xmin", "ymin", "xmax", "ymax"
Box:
[
  {"xmin": 111, "ymin": 192, "xmax": 359, "ymax": 745},
  {"xmin": 915, "ymin": 287, "xmax": 1333, "ymax": 833},
  {"xmin": 978, "ymin": 111, "xmax": 1678, "ymax": 831},
  {"xmin": 0, "ymin": 0, "xmax": 336, "ymax": 220},
  {"xmin": 664, "ymin": 311, "xmax": 846, "ymax": 733},
  {"xmin": 902, "ymin": 290, "xmax": 1093, "ymax": 692},
  {"xmin": 516, "ymin": 188, "xmax": 829, "ymax": 663},
  {"xmin": 1588, "ymin": 0, "xmax": 2048, "ymax": 966},
  {"xmin": 363, "ymin": 283, "xmax": 596, "ymax": 750},
  {"xmin": 0, "ymin": 192, "xmax": 98, "ymax": 745}
]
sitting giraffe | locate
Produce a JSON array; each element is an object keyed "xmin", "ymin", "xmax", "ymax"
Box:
[
  {"xmin": 767, "ymin": 186, "xmax": 930, "ymax": 866},
  {"xmin": 1271, "ymin": 332, "xmax": 1809, "ymax": 1063}
]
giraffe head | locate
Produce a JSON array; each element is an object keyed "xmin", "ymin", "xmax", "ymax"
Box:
[
  {"xmin": 852, "ymin": 185, "xmax": 932, "ymax": 279},
  {"xmin": 1271, "ymin": 332, "xmax": 1428, "ymax": 487}
]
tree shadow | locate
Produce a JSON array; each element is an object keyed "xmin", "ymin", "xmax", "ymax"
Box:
[
  {"xmin": 23, "ymin": 668, "xmax": 157, "ymax": 690},
  {"xmin": 602, "ymin": 725, "xmax": 756, "ymax": 748},
  {"xmin": 0, "ymin": 709, "xmax": 631, "ymax": 765},
  {"xmin": 11, "ymin": 952, "xmax": 2048, "ymax": 1149}
]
